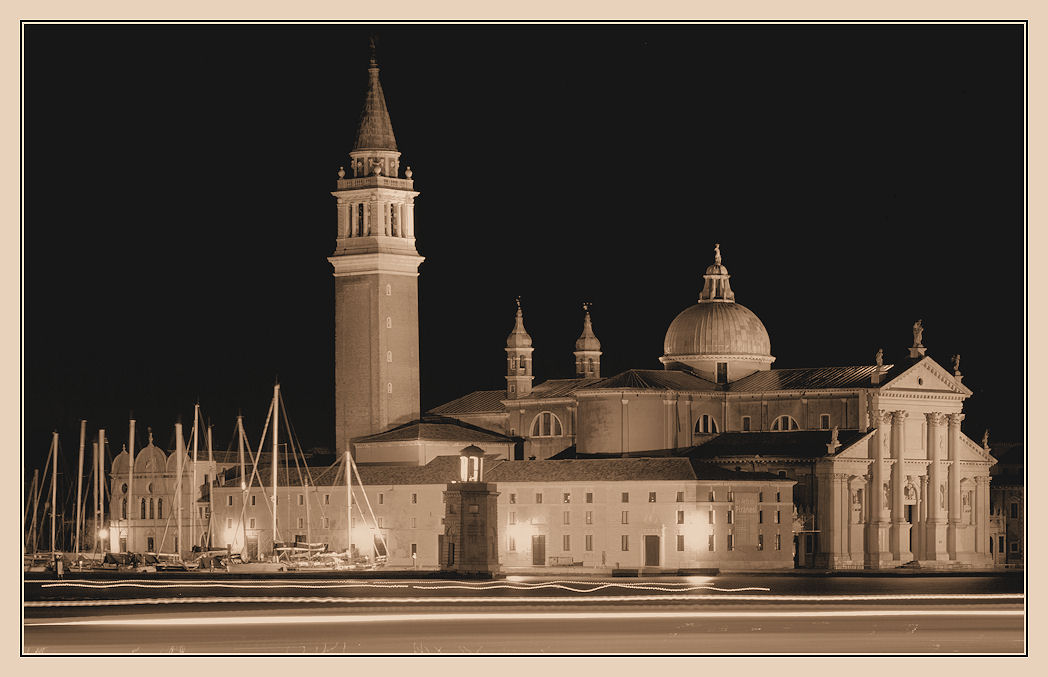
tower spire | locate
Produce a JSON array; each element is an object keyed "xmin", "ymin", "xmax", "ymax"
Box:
[
  {"xmin": 574, "ymin": 302, "xmax": 602, "ymax": 378},
  {"xmin": 353, "ymin": 39, "xmax": 397, "ymax": 154},
  {"xmin": 505, "ymin": 298, "xmax": 534, "ymax": 399}
]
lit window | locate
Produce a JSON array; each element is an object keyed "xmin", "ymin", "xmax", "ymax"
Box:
[
  {"xmin": 648, "ymin": 492, "xmax": 657, "ymax": 503},
  {"xmin": 677, "ymin": 510, "xmax": 684, "ymax": 525},
  {"xmin": 563, "ymin": 493, "xmax": 571, "ymax": 503},
  {"xmin": 677, "ymin": 534, "xmax": 685, "ymax": 552},
  {"xmin": 585, "ymin": 535, "xmax": 593, "ymax": 551},
  {"xmin": 585, "ymin": 510, "xmax": 593, "ymax": 525},
  {"xmin": 695, "ymin": 414, "xmax": 719, "ymax": 434},
  {"xmin": 621, "ymin": 535, "xmax": 629, "ymax": 551},
  {"xmin": 386, "ymin": 351, "xmax": 393, "ymax": 363},
  {"xmin": 758, "ymin": 534, "xmax": 764, "ymax": 551},
  {"xmin": 621, "ymin": 511, "xmax": 629, "ymax": 524},
  {"xmin": 820, "ymin": 414, "xmax": 830, "ymax": 430},
  {"xmin": 771, "ymin": 415, "xmax": 800, "ymax": 431},
  {"xmin": 530, "ymin": 411, "xmax": 564, "ymax": 437}
]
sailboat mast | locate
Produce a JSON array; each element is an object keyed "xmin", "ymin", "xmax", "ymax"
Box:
[
  {"xmin": 176, "ymin": 419, "xmax": 185, "ymax": 558},
  {"xmin": 345, "ymin": 450, "xmax": 352, "ymax": 558},
  {"xmin": 74, "ymin": 420, "xmax": 85, "ymax": 556},
  {"xmin": 207, "ymin": 423, "xmax": 214, "ymax": 549},
  {"xmin": 272, "ymin": 383, "xmax": 279, "ymax": 553},
  {"xmin": 128, "ymin": 417, "xmax": 135, "ymax": 553},
  {"xmin": 237, "ymin": 414, "xmax": 247, "ymax": 549},
  {"xmin": 98, "ymin": 429, "xmax": 106, "ymax": 553},
  {"xmin": 91, "ymin": 440, "xmax": 98, "ymax": 554},
  {"xmin": 28, "ymin": 469, "xmax": 39, "ymax": 553},
  {"xmin": 192, "ymin": 403, "xmax": 199, "ymax": 553},
  {"xmin": 50, "ymin": 431, "xmax": 58, "ymax": 553}
]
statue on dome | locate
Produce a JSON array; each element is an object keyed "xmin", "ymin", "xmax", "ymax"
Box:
[
  {"xmin": 713, "ymin": 243, "xmax": 722, "ymax": 265},
  {"xmin": 912, "ymin": 319, "xmax": 924, "ymax": 347}
]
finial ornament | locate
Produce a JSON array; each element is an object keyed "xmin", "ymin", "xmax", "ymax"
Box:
[
  {"xmin": 875, "ymin": 348, "xmax": 884, "ymax": 368},
  {"xmin": 405, "ymin": 166, "xmax": 413, "ymax": 179},
  {"xmin": 515, "ymin": 296, "xmax": 522, "ymax": 311},
  {"xmin": 337, "ymin": 166, "xmax": 345, "ymax": 179},
  {"xmin": 147, "ymin": 427, "xmax": 153, "ymax": 445},
  {"xmin": 714, "ymin": 243, "xmax": 722, "ymax": 265},
  {"xmin": 912, "ymin": 319, "xmax": 924, "ymax": 347},
  {"xmin": 582, "ymin": 301, "xmax": 591, "ymax": 313},
  {"xmin": 368, "ymin": 35, "xmax": 378, "ymax": 67}
]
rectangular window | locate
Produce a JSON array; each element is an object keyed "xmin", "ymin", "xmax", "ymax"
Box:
[
  {"xmin": 563, "ymin": 511, "xmax": 571, "ymax": 525},
  {"xmin": 1010, "ymin": 542, "xmax": 1018, "ymax": 553},
  {"xmin": 377, "ymin": 516, "xmax": 384, "ymax": 528},
  {"xmin": 727, "ymin": 510, "xmax": 734, "ymax": 524},
  {"xmin": 648, "ymin": 492, "xmax": 657, "ymax": 503},
  {"xmin": 708, "ymin": 534, "xmax": 715, "ymax": 552},
  {"xmin": 621, "ymin": 535, "xmax": 629, "ymax": 551},
  {"xmin": 411, "ymin": 493, "xmax": 417, "ymax": 504},
  {"xmin": 758, "ymin": 492, "xmax": 764, "ymax": 502},
  {"xmin": 297, "ymin": 517, "xmax": 304, "ymax": 529},
  {"xmin": 677, "ymin": 534, "xmax": 685, "ymax": 552},
  {"xmin": 410, "ymin": 517, "xmax": 417, "ymax": 529},
  {"xmin": 820, "ymin": 413, "xmax": 830, "ymax": 430},
  {"xmin": 676, "ymin": 491, "xmax": 684, "ymax": 502},
  {"xmin": 411, "ymin": 543, "xmax": 417, "ymax": 557},
  {"xmin": 727, "ymin": 534, "xmax": 734, "ymax": 551},
  {"xmin": 775, "ymin": 533, "xmax": 782, "ymax": 551},
  {"xmin": 249, "ymin": 518, "xmax": 256, "ymax": 529},
  {"xmin": 759, "ymin": 510, "xmax": 764, "ymax": 524},
  {"xmin": 585, "ymin": 511, "xmax": 593, "ymax": 525},
  {"xmin": 509, "ymin": 512, "xmax": 516, "ymax": 525},
  {"xmin": 509, "ymin": 536, "xmax": 516, "ymax": 551},
  {"xmin": 622, "ymin": 492, "xmax": 630, "ymax": 503},
  {"xmin": 250, "ymin": 495, "xmax": 256, "ymax": 506},
  {"xmin": 324, "ymin": 494, "xmax": 330, "ymax": 505},
  {"xmin": 677, "ymin": 510, "xmax": 685, "ymax": 525},
  {"xmin": 322, "ymin": 517, "xmax": 329, "ymax": 529},
  {"xmin": 227, "ymin": 495, "xmax": 233, "ymax": 507},
  {"xmin": 563, "ymin": 535, "xmax": 571, "ymax": 551},
  {"xmin": 999, "ymin": 536, "xmax": 1005, "ymax": 553},
  {"xmin": 227, "ymin": 518, "xmax": 232, "ymax": 529},
  {"xmin": 563, "ymin": 493, "xmax": 571, "ymax": 504},
  {"xmin": 776, "ymin": 491, "xmax": 781, "ymax": 502},
  {"xmin": 510, "ymin": 493, "xmax": 517, "ymax": 504},
  {"xmin": 298, "ymin": 494, "xmax": 304, "ymax": 506},
  {"xmin": 708, "ymin": 490, "xmax": 715, "ymax": 502},
  {"xmin": 716, "ymin": 362, "xmax": 727, "ymax": 384},
  {"xmin": 758, "ymin": 534, "xmax": 764, "ymax": 551},
  {"xmin": 585, "ymin": 534, "xmax": 593, "ymax": 551},
  {"xmin": 708, "ymin": 510, "xmax": 715, "ymax": 524},
  {"xmin": 727, "ymin": 490, "xmax": 734, "ymax": 502},
  {"xmin": 776, "ymin": 510, "xmax": 782, "ymax": 524},
  {"xmin": 1010, "ymin": 503, "xmax": 1018, "ymax": 519},
  {"xmin": 621, "ymin": 511, "xmax": 629, "ymax": 524},
  {"xmin": 742, "ymin": 416, "xmax": 751, "ymax": 432},
  {"xmin": 536, "ymin": 493, "xmax": 543, "ymax": 504},
  {"xmin": 379, "ymin": 493, "xmax": 384, "ymax": 505},
  {"xmin": 585, "ymin": 492, "xmax": 593, "ymax": 504}
]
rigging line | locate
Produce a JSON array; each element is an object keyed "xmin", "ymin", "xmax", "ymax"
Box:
[{"xmin": 348, "ymin": 454, "xmax": 389, "ymax": 555}]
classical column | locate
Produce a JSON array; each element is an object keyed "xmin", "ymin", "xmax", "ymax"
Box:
[
  {"xmin": 888, "ymin": 411, "xmax": 911, "ymax": 561},
  {"xmin": 865, "ymin": 410, "xmax": 891, "ymax": 566},
  {"xmin": 925, "ymin": 412, "xmax": 948, "ymax": 560},
  {"xmin": 975, "ymin": 475, "xmax": 988, "ymax": 557},
  {"xmin": 336, "ymin": 198, "xmax": 349, "ymax": 239},
  {"xmin": 946, "ymin": 413, "xmax": 964, "ymax": 559},
  {"xmin": 404, "ymin": 202, "xmax": 415, "ymax": 239},
  {"xmin": 917, "ymin": 474, "xmax": 928, "ymax": 561}
]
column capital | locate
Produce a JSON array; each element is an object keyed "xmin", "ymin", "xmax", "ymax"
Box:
[
  {"xmin": 831, "ymin": 473, "xmax": 850, "ymax": 481},
  {"xmin": 946, "ymin": 412, "xmax": 965, "ymax": 426},
  {"xmin": 874, "ymin": 410, "xmax": 892, "ymax": 426},
  {"xmin": 890, "ymin": 410, "xmax": 908, "ymax": 423},
  {"xmin": 924, "ymin": 411, "xmax": 946, "ymax": 426}
]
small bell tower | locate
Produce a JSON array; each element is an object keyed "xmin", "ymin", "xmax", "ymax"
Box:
[
  {"xmin": 440, "ymin": 445, "xmax": 500, "ymax": 577},
  {"xmin": 505, "ymin": 298, "xmax": 534, "ymax": 399},
  {"xmin": 573, "ymin": 303, "xmax": 602, "ymax": 378}
]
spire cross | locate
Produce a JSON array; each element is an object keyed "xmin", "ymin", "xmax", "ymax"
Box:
[{"xmin": 515, "ymin": 296, "xmax": 522, "ymax": 311}]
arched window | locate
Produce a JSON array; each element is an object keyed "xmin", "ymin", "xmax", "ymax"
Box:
[
  {"xmin": 530, "ymin": 411, "xmax": 564, "ymax": 437},
  {"xmin": 694, "ymin": 414, "xmax": 719, "ymax": 434},
  {"xmin": 386, "ymin": 317, "xmax": 392, "ymax": 329},
  {"xmin": 157, "ymin": 498, "xmax": 163, "ymax": 520},
  {"xmin": 386, "ymin": 351, "xmax": 393, "ymax": 363},
  {"xmin": 385, "ymin": 284, "xmax": 392, "ymax": 296},
  {"xmin": 140, "ymin": 498, "xmax": 147, "ymax": 519},
  {"xmin": 771, "ymin": 415, "xmax": 800, "ymax": 431},
  {"xmin": 149, "ymin": 498, "xmax": 155, "ymax": 520},
  {"xmin": 121, "ymin": 498, "xmax": 127, "ymax": 519}
]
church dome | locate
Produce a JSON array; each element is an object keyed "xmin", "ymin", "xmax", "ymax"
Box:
[{"xmin": 663, "ymin": 302, "xmax": 771, "ymax": 357}]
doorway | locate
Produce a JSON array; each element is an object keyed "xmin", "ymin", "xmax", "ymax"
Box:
[
  {"xmin": 532, "ymin": 535, "xmax": 546, "ymax": 566},
  {"xmin": 246, "ymin": 533, "xmax": 259, "ymax": 561},
  {"xmin": 644, "ymin": 535, "xmax": 660, "ymax": 567},
  {"xmin": 905, "ymin": 505, "xmax": 915, "ymax": 552}
]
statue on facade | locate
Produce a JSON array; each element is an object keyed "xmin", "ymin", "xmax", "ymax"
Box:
[
  {"xmin": 875, "ymin": 348, "xmax": 883, "ymax": 368},
  {"xmin": 912, "ymin": 319, "xmax": 924, "ymax": 347},
  {"xmin": 337, "ymin": 166, "xmax": 345, "ymax": 179},
  {"xmin": 982, "ymin": 429, "xmax": 990, "ymax": 449},
  {"xmin": 883, "ymin": 483, "xmax": 890, "ymax": 509},
  {"xmin": 830, "ymin": 425, "xmax": 839, "ymax": 446},
  {"xmin": 952, "ymin": 353, "xmax": 962, "ymax": 374}
]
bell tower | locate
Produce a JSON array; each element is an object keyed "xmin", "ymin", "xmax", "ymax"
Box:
[
  {"xmin": 329, "ymin": 43, "xmax": 423, "ymax": 454},
  {"xmin": 505, "ymin": 298, "xmax": 534, "ymax": 400}
]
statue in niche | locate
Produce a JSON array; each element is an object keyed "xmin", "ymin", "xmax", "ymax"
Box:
[
  {"xmin": 939, "ymin": 483, "xmax": 946, "ymax": 509},
  {"xmin": 913, "ymin": 319, "xmax": 924, "ymax": 347},
  {"xmin": 962, "ymin": 491, "xmax": 971, "ymax": 509},
  {"xmin": 904, "ymin": 484, "xmax": 917, "ymax": 502},
  {"xmin": 883, "ymin": 483, "xmax": 890, "ymax": 509}
]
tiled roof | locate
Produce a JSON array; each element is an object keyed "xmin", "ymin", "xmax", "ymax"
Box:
[
  {"xmin": 522, "ymin": 378, "xmax": 603, "ymax": 400},
  {"xmin": 428, "ymin": 389, "xmax": 507, "ymax": 415},
  {"xmin": 580, "ymin": 369, "xmax": 719, "ymax": 392},
  {"xmin": 727, "ymin": 365, "xmax": 905, "ymax": 392},
  {"xmin": 352, "ymin": 416, "xmax": 517, "ymax": 444},
  {"xmin": 682, "ymin": 430, "xmax": 869, "ymax": 460},
  {"xmin": 484, "ymin": 457, "xmax": 696, "ymax": 482}
]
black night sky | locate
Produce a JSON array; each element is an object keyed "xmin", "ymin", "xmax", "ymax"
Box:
[{"xmin": 25, "ymin": 24, "xmax": 1023, "ymax": 479}]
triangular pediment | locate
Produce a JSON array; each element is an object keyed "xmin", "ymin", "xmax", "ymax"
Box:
[
  {"xmin": 962, "ymin": 434, "xmax": 997, "ymax": 464},
  {"xmin": 881, "ymin": 356, "xmax": 972, "ymax": 396},
  {"xmin": 832, "ymin": 430, "xmax": 876, "ymax": 459}
]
